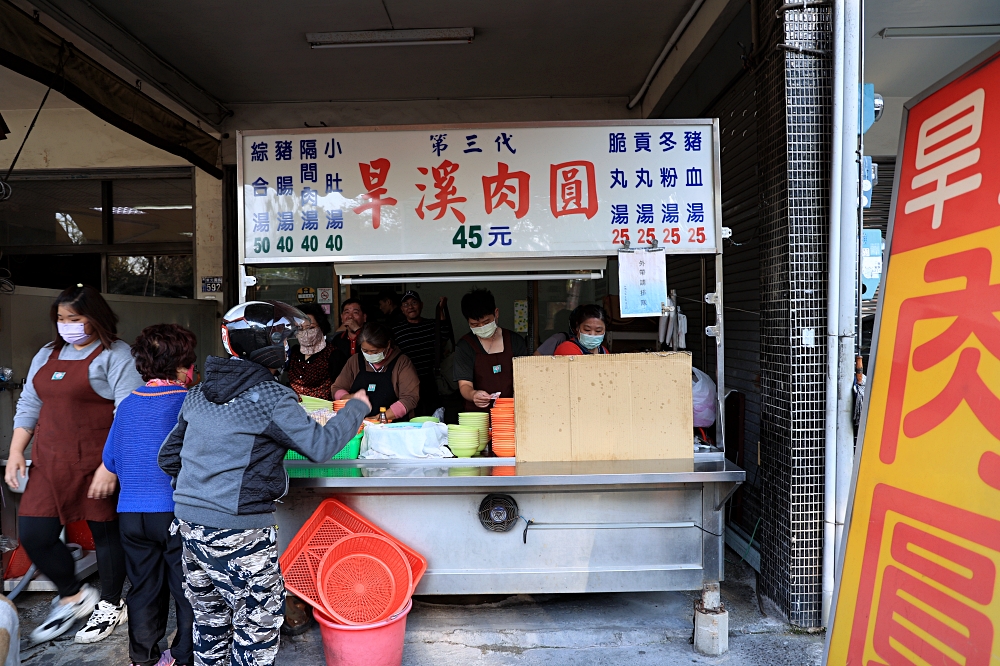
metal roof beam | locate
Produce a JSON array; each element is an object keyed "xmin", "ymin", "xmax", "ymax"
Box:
[
  {"xmin": 639, "ymin": 0, "xmax": 746, "ymax": 119},
  {"xmin": 26, "ymin": 0, "xmax": 231, "ymax": 127}
]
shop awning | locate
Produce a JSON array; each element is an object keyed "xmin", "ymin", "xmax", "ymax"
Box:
[
  {"xmin": 0, "ymin": 0, "xmax": 221, "ymax": 178},
  {"xmin": 335, "ymin": 257, "xmax": 607, "ymax": 284}
]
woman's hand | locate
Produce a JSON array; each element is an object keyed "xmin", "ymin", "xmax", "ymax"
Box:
[
  {"xmin": 4, "ymin": 451, "xmax": 26, "ymax": 491},
  {"xmin": 87, "ymin": 463, "xmax": 118, "ymax": 500},
  {"xmin": 472, "ymin": 390, "xmax": 493, "ymax": 408}
]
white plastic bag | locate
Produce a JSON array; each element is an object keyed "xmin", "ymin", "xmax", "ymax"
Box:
[
  {"xmin": 360, "ymin": 422, "xmax": 452, "ymax": 459},
  {"xmin": 692, "ymin": 368, "xmax": 717, "ymax": 428}
]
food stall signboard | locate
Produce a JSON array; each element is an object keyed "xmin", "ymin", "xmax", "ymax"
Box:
[
  {"xmin": 826, "ymin": 47, "xmax": 1000, "ymax": 664},
  {"xmin": 237, "ymin": 121, "xmax": 720, "ymax": 264}
]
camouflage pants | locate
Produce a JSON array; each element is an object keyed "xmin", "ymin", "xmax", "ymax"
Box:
[{"xmin": 172, "ymin": 519, "xmax": 285, "ymax": 666}]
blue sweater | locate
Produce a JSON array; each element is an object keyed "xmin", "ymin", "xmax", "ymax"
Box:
[{"xmin": 103, "ymin": 384, "xmax": 188, "ymax": 513}]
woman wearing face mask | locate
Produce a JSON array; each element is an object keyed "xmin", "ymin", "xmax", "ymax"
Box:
[
  {"xmin": 5, "ymin": 284, "xmax": 142, "ymax": 643},
  {"xmin": 287, "ymin": 303, "xmax": 347, "ymax": 400},
  {"xmin": 331, "ymin": 322, "xmax": 420, "ymax": 420},
  {"xmin": 554, "ymin": 305, "xmax": 611, "ymax": 356},
  {"xmin": 453, "ymin": 289, "xmax": 529, "ymax": 411}
]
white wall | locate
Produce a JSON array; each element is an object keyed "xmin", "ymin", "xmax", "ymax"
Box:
[{"xmin": 864, "ymin": 96, "xmax": 908, "ymax": 158}]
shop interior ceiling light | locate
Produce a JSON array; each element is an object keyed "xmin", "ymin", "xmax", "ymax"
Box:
[
  {"xmin": 307, "ymin": 28, "xmax": 474, "ymax": 49},
  {"xmin": 878, "ymin": 25, "xmax": 1000, "ymax": 39}
]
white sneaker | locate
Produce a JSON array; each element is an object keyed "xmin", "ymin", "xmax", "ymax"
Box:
[
  {"xmin": 74, "ymin": 598, "xmax": 127, "ymax": 643},
  {"xmin": 30, "ymin": 584, "xmax": 100, "ymax": 643}
]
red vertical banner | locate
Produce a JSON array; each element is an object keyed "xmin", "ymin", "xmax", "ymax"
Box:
[{"xmin": 827, "ymin": 47, "xmax": 1000, "ymax": 664}]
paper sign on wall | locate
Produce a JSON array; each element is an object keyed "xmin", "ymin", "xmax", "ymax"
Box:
[
  {"xmin": 826, "ymin": 47, "xmax": 1000, "ymax": 664},
  {"xmin": 617, "ymin": 249, "xmax": 667, "ymax": 317}
]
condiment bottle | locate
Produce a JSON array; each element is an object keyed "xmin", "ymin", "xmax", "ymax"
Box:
[{"xmin": 379, "ymin": 407, "xmax": 388, "ymax": 424}]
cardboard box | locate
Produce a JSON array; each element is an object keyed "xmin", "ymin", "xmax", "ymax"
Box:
[{"xmin": 513, "ymin": 353, "xmax": 694, "ymax": 462}]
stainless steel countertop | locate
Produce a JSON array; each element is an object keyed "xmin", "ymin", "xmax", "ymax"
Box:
[{"xmin": 284, "ymin": 457, "xmax": 744, "ymax": 490}]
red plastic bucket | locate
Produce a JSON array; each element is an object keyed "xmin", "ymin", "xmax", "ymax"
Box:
[{"xmin": 314, "ymin": 599, "xmax": 411, "ymax": 666}]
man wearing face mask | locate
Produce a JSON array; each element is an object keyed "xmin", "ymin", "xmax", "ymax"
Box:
[
  {"xmin": 453, "ymin": 289, "xmax": 529, "ymax": 411},
  {"xmin": 331, "ymin": 322, "xmax": 420, "ymax": 420}
]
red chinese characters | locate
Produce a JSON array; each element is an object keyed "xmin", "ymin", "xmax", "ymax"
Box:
[
  {"xmin": 482, "ymin": 162, "xmax": 530, "ymax": 219},
  {"xmin": 416, "ymin": 160, "xmax": 466, "ymax": 223},
  {"xmin": 352, "ymin": 159, "xmax": 397, "ymax": 229},
  {"xmin": 550, "ymin": 161, "xmax": 597, "ymax": 219},
  {"xmin": 881, "ymin": 247, "xmax": 1000, "ymax": 469},
  {"xmin": 848, "ymin": 486, "xmax": 1000, "ymax": 666}
]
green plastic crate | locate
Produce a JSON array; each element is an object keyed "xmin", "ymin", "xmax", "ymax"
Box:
[
  {"xmin": 287, "ymin": 466, "xmax": 362, "ymax": 478},
  {"xmin": 285, "ymin": 432, "xmax": 362, "ymax": 461}
]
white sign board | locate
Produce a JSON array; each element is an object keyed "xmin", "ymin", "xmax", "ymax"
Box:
[
  {"xmin": 238, "ymin": 122, "xmax": 720, "ymax": 264},
  {"xmin": 618, "ymin": 249, "xmax": 668, "ymax": 317}
]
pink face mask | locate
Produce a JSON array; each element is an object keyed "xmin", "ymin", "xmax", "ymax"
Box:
[
  {"xmin": 57, "ymin": 322, "xmax": 90, "ymax": 345},
  {"xmin": 183, "ymin": 365, "xmax": 195, "ymax": 386}
]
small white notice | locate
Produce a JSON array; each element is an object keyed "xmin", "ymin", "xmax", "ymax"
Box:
[{"xmin": 618, "ymin": 249, "xmax": 667, "ymax": 318}]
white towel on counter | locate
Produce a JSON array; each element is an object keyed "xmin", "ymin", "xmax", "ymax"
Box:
[{"xmin": 359, "ymin": 422, "xmax": 453, "ymax": 459}]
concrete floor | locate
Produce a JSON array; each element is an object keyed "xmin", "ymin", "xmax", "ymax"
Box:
[{"xmin": 13, "ymin": 553, "xmax": 826, "ymax": 665}]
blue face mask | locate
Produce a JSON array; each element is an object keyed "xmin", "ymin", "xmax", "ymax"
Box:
[{"xmin": 578, "ymin": 333, "xmax": 604, "ymax": 350}]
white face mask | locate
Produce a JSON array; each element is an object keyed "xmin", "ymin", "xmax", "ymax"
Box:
[
  {"xmin": 471, "ymin": 321, "xmax": 498, "ymax": 339},
  {"xmin": 363, "ymin": 350, "xmax": 386, "ymax": 364},
  {"xmin": 57, "ymin": 322, "xmax": 90, "ymax": 345}
]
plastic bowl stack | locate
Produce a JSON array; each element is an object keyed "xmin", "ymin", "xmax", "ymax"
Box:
[
  {"xmin": 490, "ymin": 398, "xmax": 515, "ymax": 457},
  {"xmin": 333, "ymin": 399, "xmax": 350, "ymax": 411},
  {"xmin": 446, "ymin": 425, "xmax": 480, "ymax": 457},
  {"xmin": 457, "ymin": 412, "xmax": 489, "ymax": 452}
]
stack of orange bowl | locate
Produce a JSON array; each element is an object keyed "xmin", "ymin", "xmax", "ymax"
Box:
[{"xmin": 490, "ymin": 398, "xmax": 516, "ymax": 457}]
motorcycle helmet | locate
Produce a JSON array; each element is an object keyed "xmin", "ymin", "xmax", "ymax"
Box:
[{"xmin": 221, "ymin": 300, "xmax": 307, "ymax": 369}]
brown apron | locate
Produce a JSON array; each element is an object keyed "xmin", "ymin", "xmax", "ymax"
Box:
[
  {"xmin": 19, "ymin": 344, "xmax": 118, "ymax": 523},
  {"xmin": 462, "ymin": 328, "xmax": 515, "ymax": 412}
]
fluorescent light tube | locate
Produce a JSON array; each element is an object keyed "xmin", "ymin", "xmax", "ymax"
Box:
[
  {"xmin": 878, "ymin": 25, "xmax": 1000, "ymax": 39},
  {"xmin": 307, "ymin": 28, "xmax": 473, "ymax": 48}
]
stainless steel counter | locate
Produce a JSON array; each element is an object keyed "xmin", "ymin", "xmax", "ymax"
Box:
[
  {"xmin": 285, "ymin": 457, "xmax": 744, "ymax": 493},
  {"xmin": 277, "ymin": 457, "xmax": 744, "ymax": 596}
]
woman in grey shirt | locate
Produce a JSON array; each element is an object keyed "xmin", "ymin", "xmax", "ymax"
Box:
[{"xmin": 4, "ymin": 285, "xmax": 141, "ymax": 643}]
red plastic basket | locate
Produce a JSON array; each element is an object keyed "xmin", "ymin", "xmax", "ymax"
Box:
[
  {"xmin": 280, "ymin": 499, "xmax": 428, "ymax": 615},
  {"xmin": 317, "ymin": 534, "xmax": 412, "ymax": 625}
]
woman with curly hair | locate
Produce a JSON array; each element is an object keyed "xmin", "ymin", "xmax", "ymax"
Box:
[{"xmin": 93, "ymin": 323, "xmax": 197, "ymax": 666}]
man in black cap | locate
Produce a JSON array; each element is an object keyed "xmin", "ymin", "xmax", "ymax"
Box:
[{"xmin": 392, "ymin": 290, "xmax": 452, "ymax": 416}]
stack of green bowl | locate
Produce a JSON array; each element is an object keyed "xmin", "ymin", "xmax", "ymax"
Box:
[
  {"xmin": 410, "ymin": 416, "xmax": 440, "ymax": 423},
  {"xmin": 446, "ymin": 424, "xmax": 480, "ymax": 457},
  {"xmin": 458, "ymin": 412, "xmax": 489, "ymax": 452}
]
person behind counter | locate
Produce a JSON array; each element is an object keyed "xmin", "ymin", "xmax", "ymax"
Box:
[
  {"xmin": 157, "ymin": 301, "xmax": 370, "ymax": 666},
  {"xmin": 332, "ymin": 322, "xmax": 420, "ymax": 420},
  {"xmin": 554, "ymin": 304, "xmax": 610, "ymax": 355},
  {"xmin": 288, "ymin": 302, "xmax": 347, "ymax": 400},
  {"xmin": 378, "ymin": 288, "xmax": 407, "ymax": 327},
  {"xmin": 454, "ymin": 288, "xmax": 528, "ymax": 410},
  {"xmin": 393, "ymin": 290, "xmax": 451, "ymax": 416},
  {"xmin": 5, "ymin": 284, "xmax": 142, "ymax": 643},
  {"xmin": 92, "ymin": 324, "xmax": 197, "ymax": 666},
  {"xmin": 330, "ymin": 298, "xmax": 366, "ymax": 357}
]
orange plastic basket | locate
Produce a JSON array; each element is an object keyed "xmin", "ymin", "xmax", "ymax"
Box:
[
  {"xmin": 280, "ymin": 499, "xmax": 428, "ymax": 614},
  {"xmin": 317, "ymin": 534, "xmax": 412, "ymax": 625}
]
